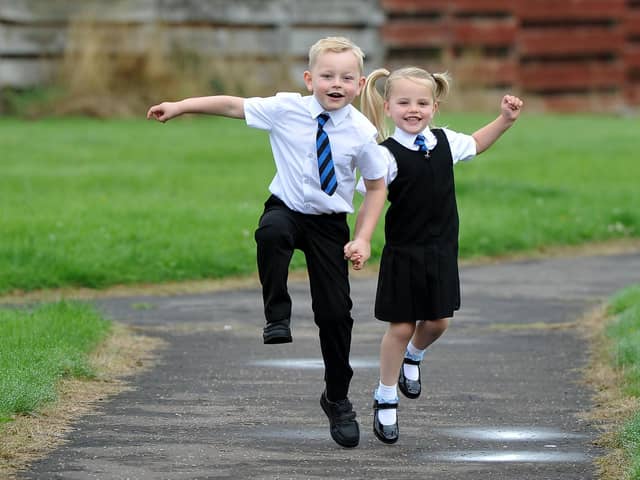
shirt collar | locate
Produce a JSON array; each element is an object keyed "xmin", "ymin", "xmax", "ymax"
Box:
[
  {"xmin": 392, "ymin": 127, "xmax": 437, "ymax": 150},
  {"xmin": 308, "ymin": 95, "xmax": 350, "ymax": 126}
]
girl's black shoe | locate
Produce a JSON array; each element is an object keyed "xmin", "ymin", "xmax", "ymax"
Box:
[
  {"xmin": 398, "ymin": 357, "xmax": 421, "ymax": 399},
  {"xmin": 373, "ymin": 400, "xmax": 399, "ymax": 444}
]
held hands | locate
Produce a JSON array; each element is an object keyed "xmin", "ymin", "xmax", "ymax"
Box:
[
  {"xmin": 146, "ymin": 102, "xmax": 181, "ymax": 123},
  {"xmin": 500, "ymin": 94, "xmax": 524, "ymax": 122},
  {"xmin": 344, "ymin": 238, "xmax": 371, "ymax": 271}
]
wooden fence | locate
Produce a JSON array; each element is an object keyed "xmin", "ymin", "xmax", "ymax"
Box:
[
  {"xmin": 2, "ymin": 0, "xmax": 640, "ymax": 112},
  {"xmin": 381, "ymin": 0, "xmax": 640, "ymax": 111},
  {"xmin": 0, "ymin": 0, "xmax": 384, "ymax": 92}
]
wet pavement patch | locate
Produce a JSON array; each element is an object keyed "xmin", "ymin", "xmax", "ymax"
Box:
[
  {"xmin": 250, "ymin": 356, "xmax": 379, "ymax": 369},
  {"xmin": 438, "ymin": 427, "xmax": 585, "ymax": 441},
  {"xmin": 430, "ymin": 450, "xmax": 588, "ymax": 463},
  {"xmin": 426, "ymin": 427, "xmax": 589, "ymax": 463}
]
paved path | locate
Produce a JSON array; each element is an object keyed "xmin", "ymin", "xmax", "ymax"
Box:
[{"xmin": 21, "ymin": 252, "xmax": 640, "ymax": 480}]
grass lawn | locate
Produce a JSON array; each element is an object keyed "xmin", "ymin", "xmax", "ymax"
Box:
[
  {"xmin": 1, "ymin": 113, "xmax": 638, "ymax": 294},
  {"xmin": 599, "ymin": 285, "xmax": 640, "ymax": 479},
  {"xmin": 0, "ymin": 301, "xmax": 111, "ymax": 424}
]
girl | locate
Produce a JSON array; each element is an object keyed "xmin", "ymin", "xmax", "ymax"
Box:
[{"xmin": 352, "ymin": 67, "xmax": 523, "ymax": 444}]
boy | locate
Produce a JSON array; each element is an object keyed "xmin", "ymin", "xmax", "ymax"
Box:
[{"xmin": 147, "ymin": 36, "xmax": 387, "ymax": 448}]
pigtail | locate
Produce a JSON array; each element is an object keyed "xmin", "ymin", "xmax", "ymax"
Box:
[
  {"xmin": 431, "ymin": 72, "xmax": 451, "ymax": 103},
  {"xmin": 361, "ymin": 68, "xmax": 390, "ymax": 143}
]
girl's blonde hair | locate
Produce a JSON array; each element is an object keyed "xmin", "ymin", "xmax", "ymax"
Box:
[
  {"xmin": 361, "ymin": 66, "xmax": 451, "ymax": 142},
  {"xmin": 308, "ymin": 36, "xmax": 365, "ymax": 75}
]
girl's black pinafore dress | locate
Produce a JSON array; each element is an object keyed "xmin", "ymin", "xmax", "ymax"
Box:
[{"xmin": 375, "ymin": 129, "xmax": 461, "ymax": 322}]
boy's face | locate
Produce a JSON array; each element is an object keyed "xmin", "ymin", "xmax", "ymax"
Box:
[{"xmin": 303, "ymin": 51, "xmax": 365, "ymax": 111}]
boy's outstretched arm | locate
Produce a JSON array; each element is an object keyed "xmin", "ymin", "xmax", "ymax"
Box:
[
  {"xmin": 344, "ymin": 177, "xmax": 386, "ymax": 270},
  {"xmin": 146, "ymin": 96, "xmax": 246, "ymax": 122},
  {"xmin": 472, "ymin": 94, "xmax": 523, "ymax": 154}
]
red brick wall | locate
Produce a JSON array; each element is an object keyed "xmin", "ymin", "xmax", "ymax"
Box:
[{"xmin": 381, "ymin": 0, "xmax": 640, "ymax": 112}]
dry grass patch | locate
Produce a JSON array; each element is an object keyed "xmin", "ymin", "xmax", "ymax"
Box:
[
  {"xmin": 0, "ymin": 323, "xmax": 165, "ymax": 479},
  {"xmin": 488, "ymin": 321, "xmax": 579, "ymax": 332},
  {"xmin": 28, "ymin": 16, "xmax": 298, "ymax": 119},
  {"xmin": 458, "ymin": 238, "xmax": 640, "ymax": 267},
  {"xmin": 0, "ymin": 273, "xmax": 262, "ymax": 306},
  {"xmin": 579, "ymin": 305, "xmax": 640, "ymax": 480}
]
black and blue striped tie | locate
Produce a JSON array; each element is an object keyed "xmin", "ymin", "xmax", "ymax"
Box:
[
  {"xmin": 316, "ymin": 114, "xmax": 337, "ymax": 195},
  {"xmin": 414, "ymin": 134, "xmax": 428, "ymax": 153}
]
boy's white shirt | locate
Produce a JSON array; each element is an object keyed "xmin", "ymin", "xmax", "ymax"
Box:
[
  {"xmin": 244, "ymin": 93, "xmax": 387, "ymax": 214},
  {"xmin": 356, "ymin": 126, "xmax": 477, "ymax": 194}
]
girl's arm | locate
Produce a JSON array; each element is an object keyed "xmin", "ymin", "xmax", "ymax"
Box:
[
  {"xmin": 344, "ymin": 177, "xmax": 387, "ymax": 270},
  {"xmin": 472, "ymin": 94, "xmax": 523, "ymax": 154},
  {"xmin": 146, "ymin": 96, "xmax": 246, "ymax": 122}
]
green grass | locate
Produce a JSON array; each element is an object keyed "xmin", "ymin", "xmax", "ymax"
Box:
[
  {"xmin": 607, "ymin": 286, "xmax": 640, "ymax": 397},
  {"xmin": 609, "ymin": 285, "xmax": 640, "ymax": 316},
  {"xmin": 621, "ymin": 415, "xmax": 640, "ymax": 480},
  {"xmin": 449, "ymin": 113, "xmax": 639, "ymax": 257},
  {"xmin": 1, "ymin": 113, "xmax": 638, "ymax": 294},
  {"xmin": 0, "ymin": 301, "xmax": 111, "ymax": 423},
  {"xmin": 1, "ymin": 116, "xmax": 274, "ymax": 292},
  {"xmin": 606, "ymin": 285, "xmax": 640, "ymax": 479}
]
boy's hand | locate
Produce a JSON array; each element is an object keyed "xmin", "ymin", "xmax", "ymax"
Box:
[
  {"xmin": 501, "ymin": 95, "xmax": 523, "ymax": 122},
  {"xmin": 344, "ymin": 239, "xmax": 371, "ymax": 270},
  {"xmin": 146, "ymin": 102, "xmax": 181, "ymax": 123}
]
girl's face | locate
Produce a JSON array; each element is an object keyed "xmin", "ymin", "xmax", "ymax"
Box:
[
  {"xmin": 384, "ymin": 77, "xmax": 437, "ymax": 135},
  {"xmin": 303, "ymin": 51, "xmax": 365, "ymax": 111}
]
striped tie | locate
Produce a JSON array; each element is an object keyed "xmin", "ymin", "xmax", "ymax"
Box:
[
  {"xmin": 316, "ymin": 114, "xmax": 337, "ymax": 195},
  {"xmin": 414, "ymin": 134, "xmax": 428, "ymax": 153}
]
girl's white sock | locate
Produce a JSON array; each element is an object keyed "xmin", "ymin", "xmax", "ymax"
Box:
[
  {"xmin": 375, "ymin": 382, "xmax": 398, "ymax": 425},
  {"xmin": 406, "ymin": 341, "xmax": 425, "ymax": 360},
  {"xmin": 404, "ymin": 342, "xmax": 426, "ymax": 381},
  {"xmin": 403, "ymin": 363, "xmax": 420, "ymax": 381}
]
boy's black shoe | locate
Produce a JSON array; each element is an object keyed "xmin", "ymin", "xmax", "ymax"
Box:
[
  {"xmin": 320, "ymin": 391, "xmax": 360, "ymax": 448},
  {"xmin": 398, "ymin": 358, "xmax": 421, "ymax": 399},
  {"xmin": 373, "ymin": 399, "xmax": 399, "ymax": 444},
  {"xmin": 263, "ymin": 318, "xmax": 292, "ymax": 344}
]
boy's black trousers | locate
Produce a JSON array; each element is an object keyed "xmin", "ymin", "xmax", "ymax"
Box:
[{"xmin": 254, "ymin": 195, "xmax": 354, "ymax": 401}]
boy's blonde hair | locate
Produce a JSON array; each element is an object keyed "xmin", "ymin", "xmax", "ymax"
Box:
[
  {"xmin": 308, "ymin": 36, "xmax": 365, "ymax": 74},
  {"xmin": 361, "ymin": 66, "xmax": 451, "ymax": 142}
]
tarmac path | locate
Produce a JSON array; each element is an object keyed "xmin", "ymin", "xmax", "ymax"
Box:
[{"xmin": 21, "ymin": 251, "xmax": 640, "ymax": 480}]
